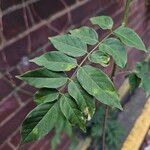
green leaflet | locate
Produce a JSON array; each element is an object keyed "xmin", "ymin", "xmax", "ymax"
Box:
[
  {"xmin": 51, "ymin": 106, "xmax": 72, "ymax": 150},
  {"xmin": 128, "ymin": 73, "xmax": 141, "ymax": 92},
  {"xmin": 88, "ymin": 51, "xmax": 110, "ymax": 67},
  {"xmin": 60, "ymin": 94, "xmax": 86, "ymax": 131},
  {"xmin": 30, "ymin": 51, "xmax": 77, "ymax": 71},
  {"xmin": 128, "ymin": 61, "xmax": 150, "ymax": 97},
  {"xmin": 34, "ymin": 88, "xmax": 59, "ymax": 105},
  {"xmin": 21, "ymin": 101, "xmax": 60, "ymax": 143},
  {"xmin": 68, "ymin": 80, "xmax": 95, "ymax": 120},
  {"xmin": 135, "ymin": 61, "xmax": 150, "ymax": 97},
  {"xmin": 49, "ymin": 35, "xmax": 87, "ymax": 57},
  {"xmin": 70, "ymin": 26, "xmax": 98, "ymax": 45},
  {"xmin": 77, "ymin": 65, "xmax": 122, "ymax": 110},
  {"xmin": 17, "ymin": 68, "xmax": 68, "ymax": 88},
  {"xmin": 113, "ymin": 27, "xmax": 146, "ymax": 51},
  {"xmin": 90, "ymin": 16, "xmax": 113, "ymax": 30},
  {"xmin": 99, "ymin": 38, "xmax": 127, "ymax": 68}
]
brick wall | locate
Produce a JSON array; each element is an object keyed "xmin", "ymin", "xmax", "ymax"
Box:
[{"xmin": 0, "ymin": 0, "xmax": 150, "ymax": 149}]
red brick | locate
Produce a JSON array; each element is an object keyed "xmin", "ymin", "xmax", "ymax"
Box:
[
  {"xmin": 30, "ymin": 26, "xmax": 57, "ymax": 52},
  {"xmin": 17, "ymin": 87, "xmax": 33, "ymax": 103},
  {"xmin": 0, "ymin": 95, "xmax": 20, "ymax": 123},
  {"xmin": 2, "ymin": 36, "xmax": 28, "ymax": 68},
  {"xmin": 0, "ymin": 143, "xmax": 13, "ymax": 150},
  {"xmin": 64, "ymin": 0, "xmax": 76, "ymax": 6},
  {"xmin": 5, "ymin": 68, "xmax": 22, "ymax": 86},
  {"xmin": 51, "ymin": 14, "xmax": 69, "ymax": 32},
  {"xmin": 2, "ymin": 9, "xmax": 26, "ymax": 39},
  {"xmin": 0, "ymin": 78, "xmax": 13, "ymax": 100},
  {"xmin": 19, "ymin": 142, "xmax": 34, "ymax": 150},
  {"xmin": 71, "ymin": 0, "xmax": 115, "ymax": 25},
  {"xmin": 0, "ymin": 100, "xmax": 35, "ymax": 144},
  {"xmin": 1, "ymin": 0, "xmax": 21, "ymax": 10},
  {"xmin": 21, "ymin": 84, "xmax": 36, "ymax": 94},
  {"xmin": 30, "ymin": 137, "xmax": 49, "ymax": 150},
  {"xmin": 0, "ymin": 52, "xmax": 8, "ymax": 72},
  {"xmin": 30, "ymin": 0, "xmax": 65, "ymax": 20},
  {"xmin": 10, "ymin": 130, "xmax": 20, "ymax": 147}
]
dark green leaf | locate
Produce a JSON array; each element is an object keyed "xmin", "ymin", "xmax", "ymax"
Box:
[
  {"xmin": 135, "ymin": 61, "xmax": 150, "ymax": 96},
  {"xmin": 128, "ymin": 73, "xmax": 141, "ymax": 92},
  {"xmin": 30, "ymin": 51, "xmax": 77, "ymax": 71},
  {"xmin": 21, "ymin": 101, "xmax": 60, "ymax": 143},
  {"xmin": 17, "ymin": 68, "xmax": 68, "ymax": 88},
  {"xmin": 68, "ymin": 80, "xmax": 95, "ymax": 120},
  {"xmin": 70, "ymin": 26, "xmax": 98, "ymax": 45},
  {"xmin": 49, "ymin": 35, "xmax": 87, "ymax": 57},
  {"xmin": 34, "ymin": 88, "xmax": 59, "ymax": 105},
  {"xmin": 90, "ymin": 16, "xmax": 113, "ymax": 30},
  {"xmin": 60, "ymin": 94, "xmax": 86, "ymax": 131},
  {"xmin": 51, "ymin": 108, "xmax": 70, "ymax": 150},
  {"xmin": 88, "ymin": 51, "xmax": 110, "ymax": 67},
  {"xmin": 99, "ymin": 38, "xmax": 127, "ymax": 68},
  {"xmin": 113, "ymin": 27, "xmax": 146, "ymax": 51},
  {"xmin": 77, "ymin": 65, "xmax": 122, "ymax": 110}
]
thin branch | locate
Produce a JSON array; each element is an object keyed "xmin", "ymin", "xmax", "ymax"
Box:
[
  {"xmin": 102, "ymin": 105, "xmax": 109, "ymax": 150},
  {"xmin": 102, "ymin": 0, "xmax": 133, "ymax": 149},
  {"xmin": 59, "ymin": 32, "xmax": 112, "ymax": 93},
  {"xmin": 122, "ymin": 0, "xmax": 133, "ymax": 26},
  {"xmin": 102, "ymin": 62, "xmax": 116, "ymax": 150}
]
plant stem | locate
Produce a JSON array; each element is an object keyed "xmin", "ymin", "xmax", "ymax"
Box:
[
  {"xmin": 122, "ymin": 0, "xmax": 133, "ymax": 26},
  {"xmin": 59, "ymin": 32, "xmax": 112, "ymax": 93},
  {"xmin": 102, "ymin": 62, "xmax": 116, "ymax": 150},
  {"xmin": 71, "ymin": 32, "xmax": 112, "ymax": 79},
  {"xmin": 102, "ymin": 1, "xmax": 133, "ymax": 149},
  {"xmin": 102, "ymin": 105, "xmax": 109, "ymax": 150}
]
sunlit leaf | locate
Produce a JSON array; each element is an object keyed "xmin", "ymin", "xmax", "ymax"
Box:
[
  {"xmin": 77, "ymin": 65, "xmax": 122, "ymax": 110},
  {"xmin": 90, "ymin": 16, "xmax": 113, "ymax": 30},
  {"xmin": 70, "ymin": 26, "xmax": 98, "ymax": 45},
  {"xmin": 113, "ymin": 27, "xmax": 146, "ymax": 51},
  {"xmin": 30, "ymin": 51, "xmax": 77, "ymax": 71},
  {"xmin": 34, "ymin": 88, "xmax": 59, "ymax": 105},
  {"xmin": 17, "ymin": 68, "xmax": 68, "ymax": 88},
  {"xmin": 49, "ymin": 35, "xmax": 87, "ymax": 57},
  {"xmin": 21, "ymin": 101, "xmax": 60, "ymax": 143}
]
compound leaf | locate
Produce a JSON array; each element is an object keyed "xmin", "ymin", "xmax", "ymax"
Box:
[
  {"xmin": 17, "ymin": 68, "xmax": 68, "ymax": 88},
  {"xmin": 113, "ymin": 27, "xmax": 146, "ymax": 51},
  {"xmin": 70, "ymin": 26, "xmax": 98, "ymax": 45},
  {"xmin": 90, "ymin": 16, "xmax": 113, "ymax": 30},
  {"xmin": 30, "ymin": 51, "xmax": 77, "ymax": 72},
  {"xmin": 77, "ymin": 65, "xmax": 122, "ymax": 110},
  {"xmin": 49, "ymin": 35, "xmax": 87, "ymax": 57}
]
